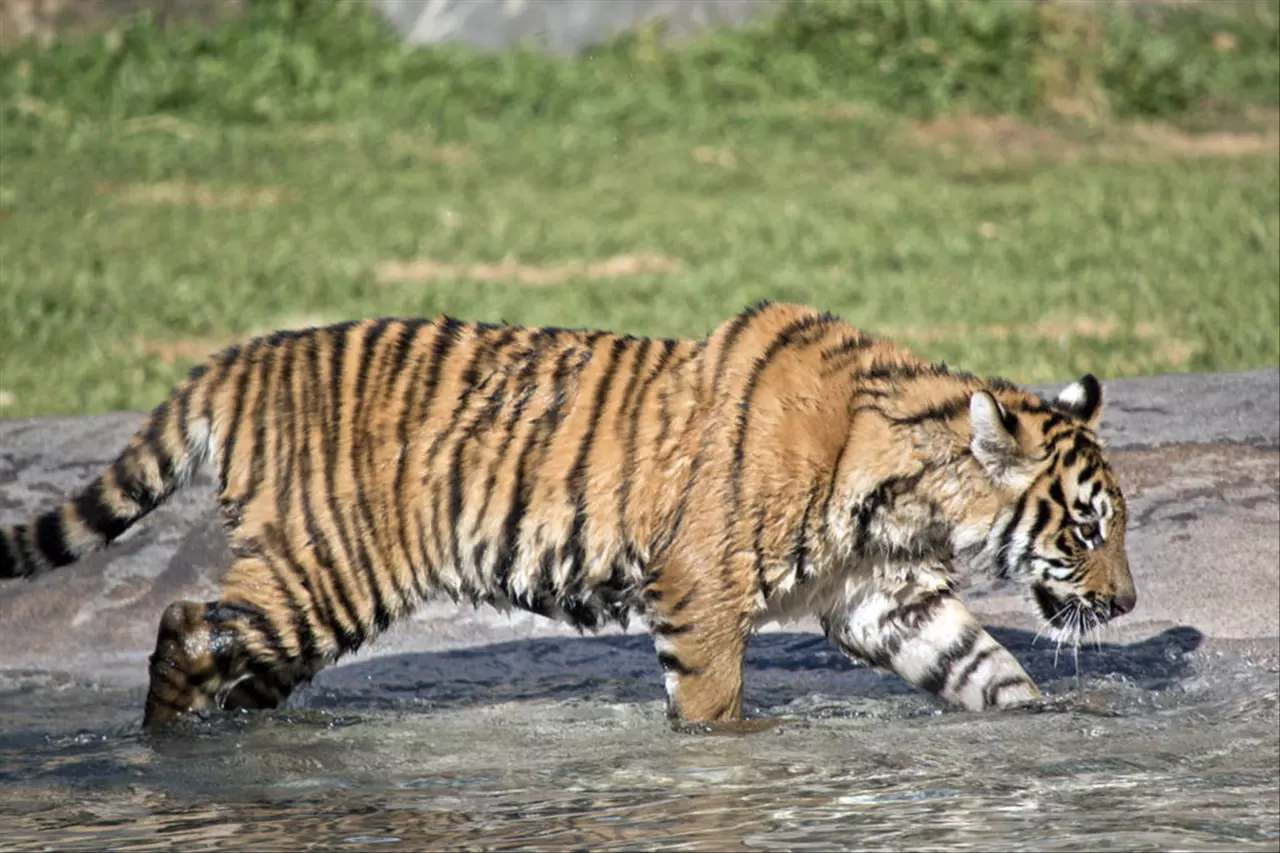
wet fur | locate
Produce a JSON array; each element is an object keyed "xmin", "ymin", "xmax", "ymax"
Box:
[{"xmin": 0, "ymin": 302, "xmax": 1136, "ymax": 727}]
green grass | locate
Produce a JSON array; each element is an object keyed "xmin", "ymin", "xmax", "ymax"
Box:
[{"xmin": 0, "ymin": 0, "xmax": 1277, "ymax": 417}]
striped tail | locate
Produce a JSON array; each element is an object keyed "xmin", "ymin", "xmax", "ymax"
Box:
[{"xmin": 0, "ymin": 371, "xmax": 214, "ymax": 580}]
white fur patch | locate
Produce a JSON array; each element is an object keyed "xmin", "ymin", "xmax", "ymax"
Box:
[{"xmin": 1057, "ymin": 381, "xmax": 1087, "ymax": 407}]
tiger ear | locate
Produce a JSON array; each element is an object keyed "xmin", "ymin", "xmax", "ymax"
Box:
[
  {"xmin": 970, "ymin": 391, "xmax": 1027, "ymax": 488},
  {"xmin": 1056, "ymin": 374, "xmax": 1103, "ymax": 430}
]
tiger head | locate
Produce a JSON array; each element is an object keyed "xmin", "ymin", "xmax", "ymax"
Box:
[{"xmin": 969, "ymin": 374, "xmax": 1137, "ymax": 641}]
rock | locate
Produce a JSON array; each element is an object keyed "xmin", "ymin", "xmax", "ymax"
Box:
[
  {"xmin": 374, "ymin": 0, "xmax": 776, "ymax": 53},
  {"xmin": 0, "ymin": 0, "xmax": 776, "ymax": 54}
]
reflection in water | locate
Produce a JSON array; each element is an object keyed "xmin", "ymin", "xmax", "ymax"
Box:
[{"xmin": 1, "ymin": 628, "xmax": 1277, "ymax": 851}]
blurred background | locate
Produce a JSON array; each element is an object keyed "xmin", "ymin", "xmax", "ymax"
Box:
[{"xmin": 0, "ymin": 0, "xmax": 1276, "ymax": 417}]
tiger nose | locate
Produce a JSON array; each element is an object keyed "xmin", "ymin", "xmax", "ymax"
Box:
[{"xmin": 1110, "ymin": 588, "xmax": 1137, "ymax": 618}]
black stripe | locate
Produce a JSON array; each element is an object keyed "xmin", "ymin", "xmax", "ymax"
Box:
[
  {"xmin": 72, "ymin": 479, "xmax": 133, "ymax": 543},
  {"xmin": 261, "ymin": 339, "xmax": 321, "ymax": 663},
  {"xmin": 995, "ymin": 491, "xmax": 1033, "ymax": 578},
  {"xmin": 471, "ymin": 540, "xmax": 489, "ymax": 576},
  {"xmin": 308, "ymin": 331, "xmax": 365, "ymax": 649},
  {"xmin": 295, "ymin": 335, "xmax": 362, "ymax": 653},
  {"xmin": 1026, "ymin": 499, "xmax": 1054, "ymax": 548},
  {"xmin": 278, "ymin": 339, "xmax": 336, "ymax": 661},
  {"xmin": 710, "ymin": 301, "xmax": 768, "ymax": 393},
  {"xmin": 142, "ymin": 399, "xmax": 177, "ymax": 497},
  {"xmin": 295, "ymin": 333, "xmax": 359, "ymax": 647},
  {"xmin": 387, "ymin": 319, "xmax": 421, "ymax": 376},
  {"xmin": 817, "ymin": 432, "xmax": 849, "ymax": 541},
  {"xmin": 998, "ymin": 403, "xmax": 1020, "ymax": 436},
  {"xmin": 318, "ymin": 323, "xmax": 373, "ymax": 643},
  {"xmin": 424, "ymin": 327, "xmax": 497, "ymax": 468},
  {"xmin": 527, "ymin": 546, "xmax": 569, "ymax": 622},
  {"xmin": 879, "ymin": 590, "xmax": 952, "ymax": 632},
  {"xmin": 821, "ymin": 337, "xmax": 878, "ymax": 377},
  {"xmin": 615, "ymin": 338, "xmax": 654, "ymax": 430},
  {"xmin": 652, "ymin": 621, "xmax": 693, "ymax": 637},
  {"xmin": 34, "ymin": 512, "xmax": 76, "ymax": 567},
  {"xmin": 657, "ymin": 651, "xmax": 698, "ymax": 676},
  {"xmin": 471, "ymin": 330, "xmax": 551, "ymax": 539},
  {"xmin": 652, "ymin": 344, "xmax": 700, "ymax": 454},
  {"xmin": 370, "ymin": 322, "xmax": 422, "ymax": 612},
  {"xmin": 851, "ymin": 472, "xmax": 924, "ymax": 548},
  {"xmin": 616, "ymin": 337, "xmax": 663, "ymax": 533},
  {"xmin": 984, "ymin": 675, "xmax": 1035, "ymax": 709},
  {"xmin": 423, "ymin": 325, "xmax": 520, "ymax": 587},
  {"xmin": 948, "ymin": 646, "xmax": 999, "ymax": 697},
  {"xmin": 176, "ymin": 380, "xmax": 194, "ymax": 453},
  {"xmin": 208, "ymin": 601, "xmax": 288, "ymax": 670},
  {"xmin": 431, "ymin": 329, "xmax": 514, "ymax": 593},
  {"xmin": 350, "ymin": 320, "xmax": 396, "ymax": 633},
  {"xmin": 887, "ymin": 396, "xmax": 971, "ymax": 427},
  {"xmin": 562, "ymin": 336, "xmax": 628, "ymax": 602},
  {"xmin": 731, "ymin": 314, "xmax": 833, "ymax": 598},
  {"xmin": 492, "ymin": 346, "xmax": 580, "ymax": 592},
  {"xmin": 395, "ymin": 317, "xmax": 461, "ymax": 590},
  {"xmin": 270, "ymin": 339, "xmax": 297, "ymax": 517},
  {"xmin": 670, "ymin": 587, "xmax": 696, "ymax": 614},
  {"xmin": 655, "ymin": 312, "xmax": 784, "ymax": 560},
  {"xmin": 868, "ymin": 631, "xmax": 903, "ymax": 669},
  {"xmin": 240, "ymin": 345, "xmax": 276, "ymax": 508},
  {"xmin": 729, "ymin": 315, "xmax": 831, "ymax": 519},
  {"xmin": 751, "ymin": 508, "xmax": 772, "ymax": 599},
  {"xmin": 917, "ymin": 624, "xmax": 980, "ymax": 696},
  {"xmin": 863, "ymin": 360, "xmax": 940, "ymax": 382},
  {"xmin": 789, "ymin": 484, "xmax": 820, "ymax": 581},
  {"xmin": 820, "ymin": 334, "xmax": 873, "ymax": 362},
  {"xmin": 260, "ymin": 525, "xmax": 322, "ymax": 665},
  {"xmin": 218, "ymin": 344, "xmax": 257, "ymax": 490},
  {"xmin": 447, "ymin": 370, "xmax": 510, "ymax": 580}
]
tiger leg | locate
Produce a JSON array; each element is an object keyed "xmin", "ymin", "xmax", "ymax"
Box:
[
  {"xmin": 143, "ymin": 558, "xmax": 331, "ymax": 728},
  {"xmin": 822, "ymin": 581, "xmax": 1039, "ymax": 711},
  {"xmin": 219, "ymin": 655, "xmax": 319, "ymax": 714},
  {"xmin": 652, "ymin": 622, "xmax": 748, "ymax": 723},
  {"xmin": 648, "ymin": 583, "xmax": 749, "ymax": 723}
]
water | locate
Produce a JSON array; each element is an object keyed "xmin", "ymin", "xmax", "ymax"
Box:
[{"xmin": 2, "ymin": 627, "xmax": 1277, "ymax": 851}]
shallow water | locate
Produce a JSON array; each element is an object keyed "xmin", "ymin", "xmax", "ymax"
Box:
[{"xmin": 2, "ymin": 627, "xmax": 1277, "ymax": 852}]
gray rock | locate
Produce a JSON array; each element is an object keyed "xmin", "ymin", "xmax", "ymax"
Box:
[{"xmin": 374, "ymin": 0, "xmax": 776, "ymax": 53}]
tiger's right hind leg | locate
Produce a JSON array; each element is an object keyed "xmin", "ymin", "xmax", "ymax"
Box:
[
  {"xmin": 143, "ymin": 560, "xmax": 333, "ymax": 728},
  {"xmin": 142, "ymin": 599, "xmax": 316, "ymax": 728}
]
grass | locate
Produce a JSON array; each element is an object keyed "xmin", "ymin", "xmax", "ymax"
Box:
[{"xmin": 0, "ymin": 0, "xmax": 1277, "ymax": 417}]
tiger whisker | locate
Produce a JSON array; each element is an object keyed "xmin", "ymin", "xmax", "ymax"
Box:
[{"xmin": 1071, "ymin": 607, "xmax": 1082, "ymax": 680}]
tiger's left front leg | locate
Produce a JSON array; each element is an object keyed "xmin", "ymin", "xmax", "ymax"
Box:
[
  {"xmin": 822, "ymin": 578, "xmax": 1040, "ymax": 711},
  {"xmin": 646, "ymin": 569, "xmax": 749, "ymax": 723}
]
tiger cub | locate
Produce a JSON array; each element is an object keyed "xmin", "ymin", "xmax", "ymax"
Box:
[{"xmin": 0, "ymin": 302, "xmax": 1136, "ymax": 727}]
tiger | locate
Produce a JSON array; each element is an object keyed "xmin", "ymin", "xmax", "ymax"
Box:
[{"xmin": 0, "ymin": 301, "xmax": 1136, "ymax": 729}]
